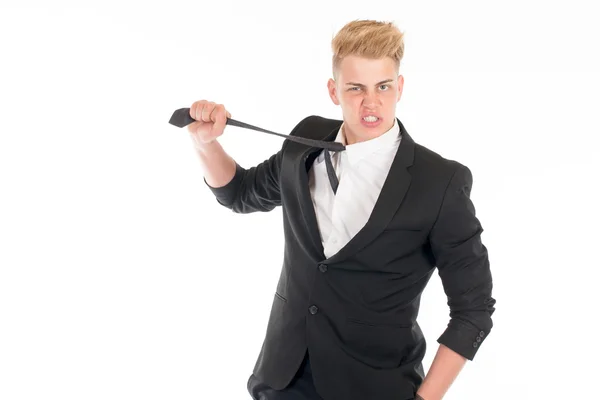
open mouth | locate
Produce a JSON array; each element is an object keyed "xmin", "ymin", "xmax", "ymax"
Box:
[{"xmin": 363, "ymin": 116, "xmax": 379, "ymax": 122}]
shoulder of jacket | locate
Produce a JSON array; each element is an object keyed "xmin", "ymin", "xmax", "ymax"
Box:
[
  {"xmin": 414, "ymin": 142, "xmax": 467, "ymax": 171},
  {"xmin": 411, "ymin": 142, "xmax": 472, "ymax": 188}
]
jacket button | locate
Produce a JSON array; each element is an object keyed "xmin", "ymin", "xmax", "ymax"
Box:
[
  {"xmin": 473, "ymin": 342, "xmax": 478, "ymax": 348},
  {"xmin": 309, "ymin": 305, "xmax": 319, "ymax": 315},
  {"xmin": 479, "ymin": 331, "xmax": 485, "ymax": 337},
  {"xmin": 318, "ymin": 264, "xmax": 328, "ymax": 272}
]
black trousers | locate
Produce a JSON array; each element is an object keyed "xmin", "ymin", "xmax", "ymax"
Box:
[{"xmin": 247, "ymin": 351, "xmax": 324, "ymax": 400}]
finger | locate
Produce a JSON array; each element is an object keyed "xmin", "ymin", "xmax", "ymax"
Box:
[
  {"xmin": 209, "ymin": 104, "xmax": 221, "ymax": 123},
  {"xmin": 212, "ymin": 105, "xmax": 226, "ymax": 137},
  {"xmin": 190, "ymin": 100, "xmax": 207, "ymax": 121},
  {"xmin": 226, "ymin": 110, "xmax": 231, "ymax": 119},
  {"xmin": 193, "ymin": 100, "xmax": 209, "ymax": 121},
  {"xmin": 201, "ymin": 102, "xmax": 216, "ymax": 122}
]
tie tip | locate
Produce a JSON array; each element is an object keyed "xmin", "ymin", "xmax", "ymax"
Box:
[{"xmin": 169, "ymin": 108, "xmax": 194, "ymax": 128}]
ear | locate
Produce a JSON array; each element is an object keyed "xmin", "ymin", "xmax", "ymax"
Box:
[
  {"xmin": 396, "ymin": 75, "xmax": 404, "ymax": 103},
  {"xmin": 327, "ymin": 78, "xmax": 340, "ymax": 105}
]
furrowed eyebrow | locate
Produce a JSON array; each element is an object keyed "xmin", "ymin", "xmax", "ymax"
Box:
[{"xmin": 345, "ymin": 79, "xmax": 394, "ymax": 87}]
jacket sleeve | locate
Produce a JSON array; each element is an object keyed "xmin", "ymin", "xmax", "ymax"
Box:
[
  {"xmin": 203, "ymin": 116, "xmax": 311, "ymax": 213},
  {"xmin": 429, "ymin": 163, "xmax": 496, "ymax": 360}
]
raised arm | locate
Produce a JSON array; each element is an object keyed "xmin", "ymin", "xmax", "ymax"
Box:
[{"xmin": 188, "ymin": 100, "xmax": 309, "ymax": 213}]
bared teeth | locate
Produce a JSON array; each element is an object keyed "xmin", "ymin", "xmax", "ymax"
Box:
[{"xmin": 363, "ymin": 116, "xmax": 379, "ymax": 122}]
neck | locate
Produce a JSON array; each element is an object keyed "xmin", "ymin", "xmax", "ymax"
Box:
[{"xmin": 343, "ymin": 120, "xmax": 394, "ymax": 146}]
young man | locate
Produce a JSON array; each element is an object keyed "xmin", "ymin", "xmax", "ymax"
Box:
[{"xmin": 188, "ymin": 19, "xmax": 495, "ymax": 400}]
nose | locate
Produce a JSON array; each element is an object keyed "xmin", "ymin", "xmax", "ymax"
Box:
[{"xmin": 363, "ymin": 91, "xmax": 380, "ymax": 107}]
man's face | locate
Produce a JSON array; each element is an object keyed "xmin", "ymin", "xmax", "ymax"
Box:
[{"xmin": 327, "ymin": 55, "xmax": 403, "ymax": 145}]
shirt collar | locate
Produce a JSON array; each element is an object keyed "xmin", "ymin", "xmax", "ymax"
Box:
[{"xmin": 335, "ymin": 118, "xmax": 400, "ymax": 165}]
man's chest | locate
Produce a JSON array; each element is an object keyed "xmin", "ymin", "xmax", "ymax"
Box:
[{"xmin": 308, "ymin": 152, "xmax": 395, "ymax": 257}]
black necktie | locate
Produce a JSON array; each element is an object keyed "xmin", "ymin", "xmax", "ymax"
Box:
[{"xmin": 169, "ymin": 107, "xmax": 345, "ymax": 194}]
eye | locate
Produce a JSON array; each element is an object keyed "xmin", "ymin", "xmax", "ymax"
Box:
[
  {"xmin": 379, "ymin": 84, "xmax": 390, "ymax": 90},
  {"xmin": 348, "ymin": 87, "xmax": 361, "ymax": 91}
]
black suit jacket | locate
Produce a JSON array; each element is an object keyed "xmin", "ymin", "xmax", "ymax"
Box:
[{"xmin": 205, "ymin": 115, "xmax": 496, "ymax": 400}]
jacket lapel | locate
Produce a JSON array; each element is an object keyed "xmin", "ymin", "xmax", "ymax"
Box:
[{"xmin": 294, "ymin": 118, "xmax": 415, "ymax": 263}]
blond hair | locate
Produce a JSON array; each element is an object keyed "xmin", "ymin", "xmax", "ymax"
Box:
[{"xmin": 331, "ymin": 20, "xmax": 405, "ymax": 76}]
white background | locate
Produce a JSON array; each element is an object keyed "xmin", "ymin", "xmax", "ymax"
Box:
[{"xmin": 1, "ymin": 1, "xmax": 599, "ymax": 399}]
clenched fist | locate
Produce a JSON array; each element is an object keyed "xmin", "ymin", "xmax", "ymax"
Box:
[{"xmin": 187, "ymin": 100, "xmax": 232, "ymax": 147}]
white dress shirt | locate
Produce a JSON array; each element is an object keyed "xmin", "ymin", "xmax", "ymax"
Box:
[{"xmin": 308, "ymin": 118, "xmax": 402, "ymax": 259}]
